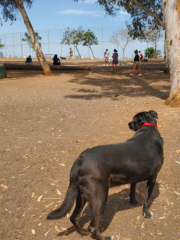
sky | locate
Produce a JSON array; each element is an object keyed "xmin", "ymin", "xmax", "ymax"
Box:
[{"xmin": 0, "ymin": 0, "xmax": 164, "ymax": 58}]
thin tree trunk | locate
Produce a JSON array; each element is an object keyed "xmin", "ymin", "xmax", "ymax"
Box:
[
  {"xmin": 89, "ymin": 46, "xmax": 95, "ymax": 59},
  {"xmin": 14, "ymin": 0, "xmax": 52, "ymax": 76},
  {"xmin": 74, "ymin": 45, "xmax": 81, "ymax": 58},
  {"xmin": 123, "ymin": 49, "xmax": 125, "ymax": 59},
  {"xmin": 163, "ymin": 0, "xmax": 180, "ymax": 106}
]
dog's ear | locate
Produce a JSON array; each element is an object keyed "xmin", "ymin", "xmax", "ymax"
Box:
[
  {"xmin": 128, "ymin": 121, "xmax": 138, "ymax": 131},
  {"xmin": 149, "ymin": 110, "xmax": 158, "ymax": 119}
]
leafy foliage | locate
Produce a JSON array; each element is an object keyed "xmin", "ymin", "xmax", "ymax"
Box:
[
  {"xmin": 22, "ymin": 32, "xmax": 42, "ymax": 50},
  {"xmin": 0, "ymin": 0, "xmax": 33, "ymax": 23},
  {"xmin": 75, "ymin": 0, "xmax": 164, "ymax": 39},
  {"xmin": 0, "ymin": 39, "xmax": 4, "ymax": 49},
  {"xmin": 82, "ymin": 30, "xmax": 99, "ymax": 58},
  {"xmin": 61, "ymin": 26, "xmax": 85, "ymax": 58},
  {"xmin": 144, "ymin": 47, "xmax": 155, "ymax": 58},
  {"xmin": 82, "ymin": 30, "xmax": 99, "ymax": 48},
  {"xmin": 61, "ymin": 26, "xmax": 85, "ymax": 46}
]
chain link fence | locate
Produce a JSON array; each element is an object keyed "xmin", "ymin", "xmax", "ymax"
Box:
[{"xmin": 0, "ymin": 26, "xmax": 164, "ymax": 59}]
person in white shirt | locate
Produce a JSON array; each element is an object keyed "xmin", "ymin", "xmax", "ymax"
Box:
[{"xmin": 104, "ymin": 49, "xmax": 110, "ymax": 65}]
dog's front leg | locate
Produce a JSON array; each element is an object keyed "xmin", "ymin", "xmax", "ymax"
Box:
[
  {"xmin": 143, "ymin": 177, "xmax": 156, "ymax": 218},
  {"xmin": 130, "ymin": 183, "xmax": 137, "ymax": 205}
]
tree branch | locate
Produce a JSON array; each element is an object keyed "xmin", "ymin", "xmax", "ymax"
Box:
[{"xmin": 126, "ymin": 0, "xmax": 165, "ymax": 28}]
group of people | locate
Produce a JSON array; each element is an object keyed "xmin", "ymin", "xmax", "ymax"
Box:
[
  {"xmin": 26, "ymin": 48, "xmax": 143, "ymax": 75},
  {"xmin": 104, "ymin": 48, "xmax": 143, "ymax": 75}
]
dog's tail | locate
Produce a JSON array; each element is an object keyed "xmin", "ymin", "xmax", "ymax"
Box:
[{"xmin": 47, "ymin": 158, "xmax": 82, "ymax": 220}]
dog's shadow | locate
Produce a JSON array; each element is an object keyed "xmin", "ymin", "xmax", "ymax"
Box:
[{"xmin": 58, "ymin": 181, "xmax": 160, "ymax": 237}]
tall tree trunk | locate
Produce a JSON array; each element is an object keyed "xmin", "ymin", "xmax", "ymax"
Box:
[
  {"xmin": 164, "ymin": 32, "xmax": 170, "ymax": 72},
  {"xmin": 163, "ymin": 0, "xmax": 180, "ymax": 106},
  {"xmin": 14, "ymin": 0, "xmax": 52, "ymax": 76},
  {"xmin": 74, "ymin": 45, "xmax": 81, "ymax": 58},
  {"xmin": 89, "ymin": 46, "xmax": 95, "ymax": 59},
  {"xmin": 154, "ymin": 43, "xmax": 157, "ymax": 58},
  {"xmin": 123, "ymin": 49, "xmax": 125, "ymax": 59}
]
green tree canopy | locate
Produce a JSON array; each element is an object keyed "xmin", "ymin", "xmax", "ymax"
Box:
[
  {"xmin": 75, "ymin": 0, "xmax": 164, "ymax": 39},
  {"xmin": 0, "ymin": 39, "xmax": 4, "ymax": 49},
  {"xmin": 22, "ymin": 32, "xmax": 42, "ymax": 50},
  {"xmin": 144, "ymin": 47, "xmax": 155, "ymax": 58},
  {"xmin": 61, "ymin": 26, "xmax": 85, "ymax": 58},
  {"xmin": 0, "ymin": 0, "xmax": 33, "ymax": 22},
  {"xmin": 82, "ymin": 30, "xmax": 98, "ymax": 58}
]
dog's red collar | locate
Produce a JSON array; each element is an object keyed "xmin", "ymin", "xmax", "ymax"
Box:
[{"xmin": 140, "ymin": 122, "xmax": 157, "ymax": 129}]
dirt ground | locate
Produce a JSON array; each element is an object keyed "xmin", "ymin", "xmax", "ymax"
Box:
[{"xmin": 0, "ymin": 58, "xmax": 180, "ymax": 240}]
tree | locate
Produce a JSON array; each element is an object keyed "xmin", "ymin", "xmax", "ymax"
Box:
[
  {"xmin": 138, "ymin": 27, "xmax": 163, "ymax": 58},
  {"xmin": 163, "ymin": 0, "xmax": 180, "ymax": 106},
  {"xmin": 156, "ymin": 50, "xmax": 162, "ymax": 58},
  {"xmin": 109, "ymin": 28, "xmax": 132, "ymax": 59},
  {"xmin": 82, "ymin": 30, "xmax": 99, "ymax": 59},
  {"xmin": 61, "ymin": 26, "xmax": 85, "ymax": 58},
  {"xmin": 77, "ymin": 0, "xmax": 180, "ymax": 106},
  {"xmin": 0, "ymin": 0, "xmax": 52, "ymax": 76},
  {"xmin": 22, "ymin": 32, "xmax": 42, "ymax": 50},
  {"xmin": 144, "ymin": 47, "xmax": 155, "ymax": 58},
  {"xmin": 89, "ymin": 0, "xmax": 164, "ymax": 38},
  {"xmin": 0, "ymin": 39, "xmax": 4, "ymax": 49}
]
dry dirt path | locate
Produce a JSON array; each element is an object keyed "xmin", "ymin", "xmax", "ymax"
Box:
[{"xmin": 0, "ymin": 59, "xmax": 180, "ymax": 240}]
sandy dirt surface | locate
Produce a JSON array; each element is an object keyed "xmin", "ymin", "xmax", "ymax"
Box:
[{"xmin": 0, "ymin": 58, "xmax": 180, "ymax": 240}]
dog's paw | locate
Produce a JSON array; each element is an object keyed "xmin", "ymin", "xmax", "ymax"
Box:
[
  {"xmin": 105, "ymin": 236, "xmax": 114, "ymax": 240},
  {"xmin": 80, "ymin": 228, "xmax": 89, "ymax": 236},
  {"xmin": 143, "ymin": 211, "xmax": 153, "ymax": 218}
]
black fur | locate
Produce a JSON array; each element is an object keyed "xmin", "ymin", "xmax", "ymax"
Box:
[
  {"xmin": 47, "ymin": 110, "xmax": 164, "ymax": 240},
  {"xmin": 60, "ymin": 56, "xmax": 66, "ymax": 60}
]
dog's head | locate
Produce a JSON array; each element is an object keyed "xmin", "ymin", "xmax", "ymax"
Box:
[{"xmin": 128, "ymin": 110, "xmax": 158, "ymax": 131}]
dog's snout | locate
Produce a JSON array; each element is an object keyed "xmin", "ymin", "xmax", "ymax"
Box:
[{"xmin": 128, "ymin": 121, "xmax": 137, "ymax": 131}]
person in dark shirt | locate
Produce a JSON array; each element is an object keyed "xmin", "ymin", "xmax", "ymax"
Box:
[
  {"xmin": 130, "ymin": 50, "xmax": 142, "ymax": 76},
  {"xmin": 52, "ymin": 54, "xmax": 60, "ymax": 65},
  {"xmin": 111, "ymin": 49, "xmax": 118, "ymax": 71},
  {"xmin": 25, "ymin": 55, "xmax": 32, "ymax": 63}
]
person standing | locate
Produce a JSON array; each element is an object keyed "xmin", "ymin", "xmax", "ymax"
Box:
[
  {"xmin": 139, "ymin": 51, "xmax": 143, "ymax": 60},
  {"xmin": 104, "ymin": 49, "xmax": 110, "ymax": 65},
  {"xmin": 130, "ymin": 50, "xmax": 142, "ymax": 76},
  {"xmin": 69, "ymin": 48, "xmax": 73, "ymax": 60},
  {"xmin": 111, "ymin": 49, "xmax": 118, "ymax": 71}
]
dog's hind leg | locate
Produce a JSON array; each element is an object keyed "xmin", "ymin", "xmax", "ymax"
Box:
[
  {"xmin": 130, "ymin": 183, "xmax": 137, "ymax": 205},
  {"xmin": 70, "ymin": 193, "xmax": 89, "ymax": 236},
  {"xmin": 143, "ymin": 176, "xmax": 156, "ymax": 218},
  {"xmin": 88, "ymin": 180, "xmax": 112, "ymax": 240}
]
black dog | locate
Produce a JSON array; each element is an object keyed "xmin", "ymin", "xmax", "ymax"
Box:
[
  {"xmin": 47, "ymin": 110, "xmax": 164, "ymax": 240},
  {"xmin": 60, "ymin": 56, "xmax": 66, "ymax": 60}
]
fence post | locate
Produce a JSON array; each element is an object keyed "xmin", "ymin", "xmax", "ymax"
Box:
[
  {"xmin": 20, "ymin": 32, "xmax": 23, "ymax": 57},
  {"xmin": 48, "ymin": 30, "xmax": 49, "ymax": 54},
  {"xmin": 117, "ymin": 26, "xmax": 119, "ymax": 54},
  {"xmin": 4, "ymin": 34, "xmax": 7, "ymax": 57},
  {"xmin": 12, "ymin": 33, "xmax": 15, "ymax": 57},
  {"xmin": 102, "ymin": 27, "xmax": 103, "ymax": 58},
  {"xmin": 60, "ymin": 29, "xmax": 62, "ymax": 57}
]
